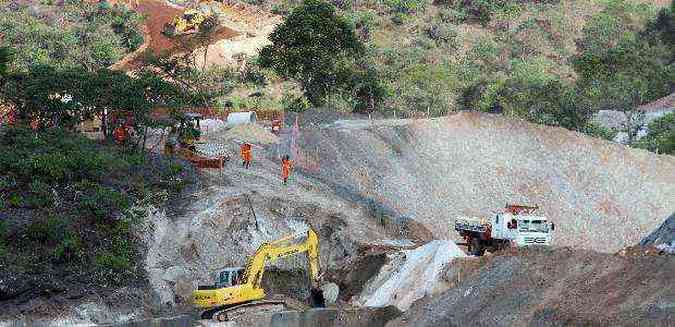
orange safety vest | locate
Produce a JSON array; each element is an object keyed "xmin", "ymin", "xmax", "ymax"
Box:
[
  {"xmin": 240, "ymin": 144, "xmax": 252, "ymax": 161},
  {"xmin": 282, "ymin": 159, "xmax": 293, "ymax": 179},
  {"xmin": 6, "ymin": 109, "xmax": 16, "ymax": 126},
  {"xmin": 30, "ymin": 118, "xmax": 40, "ymax": 130},
  {"xmin": 113, "ymin": 126, "xmax": 128, "ymax": 144}
]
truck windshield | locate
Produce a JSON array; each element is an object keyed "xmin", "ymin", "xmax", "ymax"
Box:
[{"xmin": 519, "ymin": 220, "xmax": 548, "ymax": 233}]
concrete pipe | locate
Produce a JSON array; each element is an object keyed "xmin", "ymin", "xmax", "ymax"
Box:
[{"xmin": 227, "ymin": 111, "xmax": 257, "ymax": 125}]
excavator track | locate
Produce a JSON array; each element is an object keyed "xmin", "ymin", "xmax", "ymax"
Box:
[{"xmin": 209, "ymin": 300, "xmax": 286, "ymax": 321}]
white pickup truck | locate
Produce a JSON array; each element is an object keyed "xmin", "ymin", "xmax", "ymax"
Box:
[{"xmin": 454, "ymin": 204, "xmax": 555, "ymax": 256}]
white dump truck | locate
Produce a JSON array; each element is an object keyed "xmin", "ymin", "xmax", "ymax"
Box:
[{"xmin": 454, "ymin": 204, "xmax": 555, "ymax": 256}]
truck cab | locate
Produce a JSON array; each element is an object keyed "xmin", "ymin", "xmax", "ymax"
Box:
[{"xmin": 490, "ymin": 213, "xmax": 554, "ymax": 247}]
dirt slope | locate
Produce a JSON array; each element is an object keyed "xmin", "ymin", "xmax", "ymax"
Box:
[
  {"xmin": 641, "ymin": 213, "xmax": 675, "ymax": 250},
  {"xmin": 290, "ymin": 112, "xmax": 675, "ymax": 253},
  {"xmin": 388, "ymin": 247, "xmax": 675, "ymax": 327}
]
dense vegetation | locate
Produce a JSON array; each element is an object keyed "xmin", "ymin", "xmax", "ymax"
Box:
[
  {"xmin": 0, "ymin": 2, "xmax": 204, "ymax": 296},
  {"xmin": 0, "ymin": 128, "xmax": 192, "ymax": 288},
  {"xmin": 255, "ymin": 0, "xmax": 673, "ymax": 148},
  {"xmin": 0, "ymin": 0, "xmax": 144, "ymax": 71},
  {"xmin": 635, "ymin": 112, "xmax": 675, "ymax": 154}
]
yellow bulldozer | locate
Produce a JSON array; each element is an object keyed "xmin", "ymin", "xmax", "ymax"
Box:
[
  {"xmin": 162, "ymin": 9, "xmax": 209, "ymax": 37},
  {"xmin": 163, "ymin": 0, "xmax": 227, "ymax": 37},
  {"xmin": 193, "ymin": 228, "xmax": 323, "ymax": 321}
]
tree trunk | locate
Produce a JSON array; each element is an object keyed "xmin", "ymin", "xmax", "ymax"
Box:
[
  {"xmin": 101, "ymin": 109, "xmax": 108, "ymax": 139},
  {"xmin": 142, "ymin": 125, "xmax": 148, "ymax": 151},
  {"xmin": 203, "ymin": 44, "xmax": 209, "ymax": 71}
]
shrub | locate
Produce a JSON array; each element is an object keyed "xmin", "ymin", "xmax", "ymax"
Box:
[
  {"xmin": 446, "ymin": 0, "xmax": 539, "ymax": 25},
  {"xmin": 449, "ymin": 0, "xmax": 501, "ymax": 25},
  {"xmin": 282, "ymin": 94, "xmax": 311, "ymax": 113},
  {"xmin": 95, "ymin": 251, "xmax": 132, "ymax": 271},
  {"xmin": 634, "ymin": 112, "xmax": 675, "ymax": 154},
  {"xmin": 7, "ymin": 193, "xmax": 23, "ymax": 208},
  {"xmin": 240, "ymin": 60, "xmax": 268, "ymax": 86},
  {"xmin": 391, "ymin": 12, "xmax": 407, "ymax": 25},
  {"xmin": 384, "ymin": 0, "xmax": 426, "ymax": 14},
  {"xmin": 0, "ymin": 219, "xmax": 7, "ymax": 257},
  {"xmin": 53, "ymin": 231, "xmax": 83, "ymax": 263},
  {"xmin": 26, "ymin": 215, "xmax": 63, "ymax": 243},
  {"xmin": 425, "ymin": 24, "xmax": 459, "ymax": 48},
  {"xmin": 80, "ymin": 185, "xmax": 130, "ymax": 223},
  {"xmin": 581, "ymin": 121, "xmax": 619, "ymax": 141},
  {"xmin": 438, "ymin": 7, "xmax": 468, "ymax": 23}
]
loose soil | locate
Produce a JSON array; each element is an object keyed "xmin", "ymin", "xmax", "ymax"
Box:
[{"xmin": 389, "ymin": 247, "xmax": 675, "ymax": 327}]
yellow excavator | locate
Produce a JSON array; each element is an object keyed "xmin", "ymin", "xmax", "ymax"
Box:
[{"xmin": 193, "ymin": 228, "xmax": 321, "ymax": 321}]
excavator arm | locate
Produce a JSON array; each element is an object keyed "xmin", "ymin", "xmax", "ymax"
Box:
[
  {"xmin": 193, "ymin": 228, "xmax": 320, "ymax": 311},
  {"xmin": 244, "ymin": 228, "xmax": 320, "ymax": 289}
]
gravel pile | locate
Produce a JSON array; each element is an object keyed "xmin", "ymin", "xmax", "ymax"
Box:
[
  {"xmin": 216, "ymin": 123, "xmax": 280, "ymax": 144},
  {"xmin": 194, "ymin": 143, "xmax": 231, "ymax": 158}
]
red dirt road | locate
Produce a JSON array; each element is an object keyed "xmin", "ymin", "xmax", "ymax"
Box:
[
  {"xmin": 116, "ymin": 0, "xmax": 239, "ymax": 70},
  {"xmin": 135, "ymin": 0, "xmax": 182, "ymax": 54}
]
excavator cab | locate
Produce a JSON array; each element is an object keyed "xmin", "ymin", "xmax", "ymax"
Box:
[{"xmin": 216, "ymin": 267, "xmax": 245, "ymax": 288}]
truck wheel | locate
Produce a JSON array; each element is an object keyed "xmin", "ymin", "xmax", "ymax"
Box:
[{"xmin": 471, "ymin": 238, "xmax": 483, "ymax": 256}]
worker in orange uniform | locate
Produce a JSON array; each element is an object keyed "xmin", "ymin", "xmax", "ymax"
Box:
[
  {"xmin": 240, "ymin": 143, "xmax": 252, "ymax": 169},
  {"xmin": 281, "ymin": 155, "xmax": 293, "ymax": 185},
  {"xmin": 113, "ymin": 125, "xmax": 129, "ymax": 145}
]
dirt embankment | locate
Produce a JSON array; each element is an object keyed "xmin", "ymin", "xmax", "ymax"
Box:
[
  {"xmin": 388, "ymin": 247, "xmax": 675, "ymax": 327},
  {"xmin": 291, "ymin": 112, "xmax": 675, "ymax": 253},
  {"xmin": 135, "ymin": 0, "xmax": 183, "ymax": 53}
]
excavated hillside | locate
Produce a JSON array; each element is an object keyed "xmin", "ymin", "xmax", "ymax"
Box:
[
  {"xmin": 4, "ymin": 113, "xmax": 673, "ymax": 325},
  {"xmin": 291, "ymin": 112, "xmax": 675, "ymax": 253},
  {"xmin": 388, "ymin": 247, "xmax": 675, "ymax": 327}
]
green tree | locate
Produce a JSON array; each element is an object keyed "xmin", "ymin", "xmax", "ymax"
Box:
[
  {"xmin": 258, "ymin": 0, "xmax": 365, "ymax": 107},
  {"xmin": 0, "ymin": 46, "xmax": 11, "ymax": 78},
  {"xmin": 141, "ymin": 50, "xmax": 234, "ymax": 109},
  {"xmin": 573, "ymin": 1, "xmax": 674, "ymax": 113},
  {"xmin": 0, "ymin": 1, "xmax": 143, "ymax": 72},
  {"xmin": 2, "ymin": 64, "xmax": 188, "ymax": 148},
  {"xmin": 635, "ymin": 112, "xmax": 675, "ymax": 154}
]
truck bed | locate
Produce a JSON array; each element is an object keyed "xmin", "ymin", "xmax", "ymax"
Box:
[{"xmin": 454, "ymin": 217, "xmax": 489, "ymax": 233}]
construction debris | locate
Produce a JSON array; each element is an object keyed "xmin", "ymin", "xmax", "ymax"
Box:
[{"xmin": 194, "ymin": 142, "xmax": 232, "ymax": 158}]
